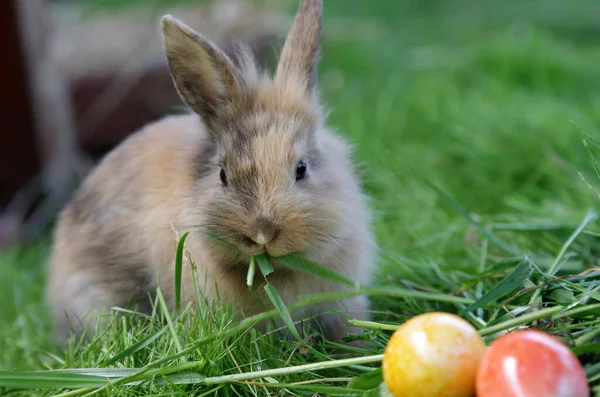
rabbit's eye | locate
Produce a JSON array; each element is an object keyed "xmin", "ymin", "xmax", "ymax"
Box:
[
  {"xmin": 220, "ymin": 168, "xmax": 228, "ymax": 186},
  {"xmin": 296, "ymin": 161, "xmax": 307, "ymax": 181}
]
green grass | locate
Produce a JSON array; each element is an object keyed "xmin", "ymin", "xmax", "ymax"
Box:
[{"xmin": 3, "ymin": 0, "xmax": 600, "ymax": 395}]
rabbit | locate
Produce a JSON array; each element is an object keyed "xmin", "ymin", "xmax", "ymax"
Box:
[{"xmin": 47, "ymin": 0, "xmax": 376, "ymax": 345}]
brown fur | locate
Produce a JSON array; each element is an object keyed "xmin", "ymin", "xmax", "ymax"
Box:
[{"xmin": 47, "ymin": 0, "xmax": 376, "ymax": 343}]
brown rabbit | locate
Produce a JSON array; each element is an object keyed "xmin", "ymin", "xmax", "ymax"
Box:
[{"xmin": 47, "ymin": 0, "xmax": 376, "ymax": 343}]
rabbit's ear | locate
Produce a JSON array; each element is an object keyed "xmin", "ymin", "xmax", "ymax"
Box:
[
  {"xmin": 275, "ymin": 0, "xmax": 322, "ymax": 95},
  {"xmin": 161, "ymin": 15, "xmax": 238, "ymax": 124}
]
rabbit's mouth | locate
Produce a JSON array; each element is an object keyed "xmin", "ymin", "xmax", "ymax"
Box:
[
  {"xmin": 237, "ymin": 239, "xmax": 297, "ymax": 259},
  {"xmin": 237, "ymin": 235, "xmax": 284, "ymax": 257},
  {"xmin": 228, "ymin": 225, "xmax": 311, "ymax": 259},
  {"xmin": 239, "ymin": 242, "xmax": 287, "ymax": 258},
  {"xmin": 242, "ymin": 244, "xmax": 267, "ymax": 257}
]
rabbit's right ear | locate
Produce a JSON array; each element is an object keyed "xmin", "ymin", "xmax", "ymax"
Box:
[
  {"xmin": 161, "ymin": 15, "xmax": 239, "ymax": 125},
  {"xmin": 275, "ymin": 0, "xmax": 323, "ymax": 96}
]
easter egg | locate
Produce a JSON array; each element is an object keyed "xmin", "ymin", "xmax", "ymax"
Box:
[
  {"xmin": 476, "ymin": 329, "xmax": 589, "ymax": 397},
  {"xmin": 382, "ymin": 312, "xmax": 486, "ymax": 397}
]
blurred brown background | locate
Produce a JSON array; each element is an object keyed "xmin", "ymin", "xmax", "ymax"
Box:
[{"xmin": 0, "ymin": 0, "xmax": 287, "ymax": 247}]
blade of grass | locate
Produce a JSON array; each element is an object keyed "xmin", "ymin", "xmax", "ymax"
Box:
[
  {"xmin": 263, "ymin": 283, "xmax": 301, "ymax": 341},
  {"xmin": 58, "ymin": 368, "xmax": 205, "ymax": 386},
  {"xmin": 174, "ymin": 232, "xmax": 189, "ymax": 313},
  {"xmin": 572, "ymin": 120, "xmax": 600, "ymax": 149},
  {"xmin": 363, "ymin": 285, "xmax": 475, "ymax": 305},
  {"xmin": 260, "ymin": 275, "xmax": 333, "ymax": 363},
  {"xmin": 586, "ymin": 361, "xmax": 600, "ymax": 378},
  {"xmin": 273, "ymin": 254, "xmax": 355, "ymax": 286},
  {"xmin": 476, "ymin": 238, "xmax": 489, "ymax": 320},
  {"xmin": 246, "ymin": 256, "xmax": 257, "ymax": 288},
  {"xmin": 188, "ymin": 252, "xmax": 207, "ymax": 320},
  {"xmin": 529, "ymin": 210, "xmax": 598, "ymax": 305},
  {"xmin": 256, "ymin": 254, "xmax": 273, "ymax": 278},
  {"xmin": 347, "ymin": 368, "xmax": 383, "ymax": 390},
  {"xmin": 461, "ymin": 260, "xmax": 533, "ymax": 315},
  {"xmin": 480, "ymin": 303, "xmax": 600, "ymax": 337},
  {"xmin": 576, "ymin": 325, "xmax": 600, "ymax": 346},
  {"xmin": 424, "ymin": 179, "xmax": 521, "ymax": 256},
  {"xmin": 582, "ymin": 139, "xmax": 600, "ymax": 182},
  {"xmin": 199, "ymin": 354, "xmax": 384, "ymax": 385},
  {"xmin": 156, "ymin": 289, "xmax": 184, "ymax": 358},
  {"xmin": 0, "ymin": 371, "xmax": 108, "ymax": 389},
  {"xmin": 547, "ymin": 211, "xmax": 598, "ymax": 276},
  {"xmin": 197, "ymin": 231, "xmax": 233, "ymax": 247},
  {"xmin": 56, "ymin": 368, "xmax": 140, "ymax": 378},
  {"xmin": 53, "ymin": 361, "xmax": 206, "ymax": 396},
  {"xmin": 572, "ymin": 342, "xmax": 600, "ymax": 356},
  {"xmin": 348, "ymin": 319, "xmax": 401, "ymax": 331},
  {"xmin": 241, "ymin": 383, "xmax": 366, "ymax": 395},
  {"xmin": 104, "ymin": 326, "xmax": 168, "ymax": 366}
]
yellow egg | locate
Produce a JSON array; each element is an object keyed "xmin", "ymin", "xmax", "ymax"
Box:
[{"xmin": 382, "ymin": 312, "xmax": 486, "ymax": 397}]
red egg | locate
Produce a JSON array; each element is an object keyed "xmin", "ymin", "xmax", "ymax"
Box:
[{"xmin": 476, "ymin": 329, "xmax": 590, "ymax": 397}]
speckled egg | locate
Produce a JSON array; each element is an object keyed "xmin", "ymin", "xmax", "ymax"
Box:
[
  {"xmin": 382, "ymin": 312, "xmax": 486, "ymax": 397},
  {"xmin": 476, "ymin": 329, "xmax": 589, "ymax": 397}
]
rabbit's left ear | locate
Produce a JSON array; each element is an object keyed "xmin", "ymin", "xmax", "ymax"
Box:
[
  {"xmin": 275, "ymin": 0, "xmax": 323, "ymax": 95},
  {"xmin": 161, "ymin": 15, "xmax": 239, "ymax": 126}
]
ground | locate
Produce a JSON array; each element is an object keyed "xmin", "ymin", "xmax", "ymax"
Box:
[{"xmin": 1, "ymin": 0, "xmax": 600, "ymax": 395}]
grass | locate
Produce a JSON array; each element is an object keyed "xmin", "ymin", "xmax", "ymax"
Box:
[{"xmin": 3, "ymin": 0, "xmax": 600, "ymax": 395}]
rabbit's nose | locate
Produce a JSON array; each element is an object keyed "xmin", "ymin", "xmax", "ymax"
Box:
[
  {"xmin": 254, "ymin": 233, "xmax": 268, "ymax": 245},
  {"xmin": 247, "ymin": 217, "xmax": 280, "ymax": 246},
  {"xmin": 244, "ymin": 232, "xmax": 274, "ymax": 247}
]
